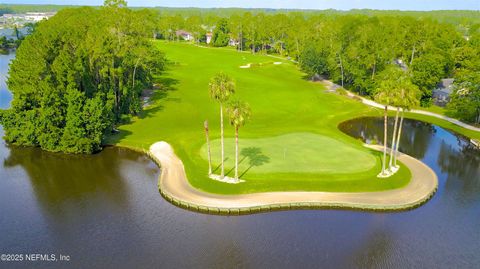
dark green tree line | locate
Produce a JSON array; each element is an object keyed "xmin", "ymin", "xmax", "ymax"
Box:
[{"xmin": 0, "ymin": 3, "xmax": 165, "ymax": 153}]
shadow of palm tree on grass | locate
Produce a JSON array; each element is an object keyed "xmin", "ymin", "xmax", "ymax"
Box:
[
  {"xmin": 212, "ymin": 157, "xmax": 229, "ymax": 174},
  {"xmin": 226, "ymin": 154, "xmax": 250, "ymax": 176},
  {"xmin": 239, "ymin": 147, "xmax": 270, "ymax": 179}
]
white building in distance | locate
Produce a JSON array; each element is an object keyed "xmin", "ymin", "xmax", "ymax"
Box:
[
  {"xmin": 206, "ymin": 32, "xmax": 213, "ymax": 44},
  {"xmin": 1, "ymin": 12, "xmax": 56, "ymax": 26},
  {"xmin": 25, "ymin": 12, "xmax": 56, "ymax": 22}
]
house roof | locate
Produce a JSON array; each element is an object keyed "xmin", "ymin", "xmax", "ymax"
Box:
[
  {"xmin": 394, "ymin": 58, "xmax": 408, "ymax": 71},
  {"xmin": 433, "ymin": 88, "xmax": 452, "ymax": 95},
  {"xmin": 175, "ymin": 30, "xmax": 192, "ymax": 36},
  {"xmin": 438, "ymin": 78, "xmax": 454, "ymax": 89}
]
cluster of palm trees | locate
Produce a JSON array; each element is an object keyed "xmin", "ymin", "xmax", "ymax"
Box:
[
  {"xmin": 204, "ymin": 68, "xmax": 417, "ymax": 181},
  {"xmin": 205, "ymin": 72, "xmax": 252, "ymax": 182},
  {"xmin": 374, "ymin": 66, "xmax": 421, "ymax": 177}
]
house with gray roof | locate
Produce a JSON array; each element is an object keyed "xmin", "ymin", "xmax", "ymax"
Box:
[{"xmin": 432, "ymin": 78, "xmax": 454, "ymax": 106}]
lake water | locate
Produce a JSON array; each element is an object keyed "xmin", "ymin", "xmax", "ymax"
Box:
[
  {"xmin": 1, "ymin": 52, "xmax": 480, "ymax": 268},
  {"xmin": 0, "ymin": 28, "xmax": 29, "ymax": 40},
  {"xmin": 0, "ymin": 52, "xmax": 14, "ymax": 109}
]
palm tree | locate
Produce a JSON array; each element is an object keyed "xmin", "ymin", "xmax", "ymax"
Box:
[
  {"xmin": 227, "ymin": 99, "xmax": 251, "ymax": 181},
  {"xmin": 374, "ymin": 90, "xmax": 393, "ymax": 177},
  {"xmin": 388, "ymin": 82, "xmax": 412, "ymax": 172},
  {"xmin": 374, "ymin": 66, "xmax": 403, "ymax": 177},
  {"xmin": 393, "ymin": 108, "xmax": 405, "ymax": 168},
  {"xmin": 388, "ymin": 106, "xmax": 401, "ymax": 172},
  {"xmin": 204, "ymin": 120, "xmax": 212, "ymax": 175},
  {"xmin": 209, "ymin": 72, "xmax": 235, "ymax": 178},
  {"xmin": 393, "ymin": 82, "xmax": 421, "ymax": 168}
]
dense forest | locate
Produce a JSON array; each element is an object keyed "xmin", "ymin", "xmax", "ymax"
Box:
[
  {"xmin": 2, "ymin": 4, "xmax": 480, "ymax": 24},
  {"xmin": 0, "ymin": 1, "xmax": 165, "ymax": 153}
]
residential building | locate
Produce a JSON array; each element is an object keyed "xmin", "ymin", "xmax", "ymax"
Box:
[
  {"xmin": 206, "ymin": 32, "xmax": 212, "ymax": 44},
  {"xmin": 175, "ymin": 30, "xmax": 193, "ymax": 41},
  {"xmin": 432, "ymin": 78, "xmax": 454, "ymax": 106}
]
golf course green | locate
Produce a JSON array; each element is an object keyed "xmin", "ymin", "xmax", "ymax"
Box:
[
  {"xmin": 108, "ymin": 41, "xmax": 415, "ymax": 194},
  {"xmin": 201, "ymin": 132, "xmax": 377, "ymax": 174}
]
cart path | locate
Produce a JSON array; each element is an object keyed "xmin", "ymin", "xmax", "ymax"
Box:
[
  {"xmin": 150, "ymin": 142, "xmax": 438, "ymax": 212},
  {"xmin": 345, "ymin": 89, "xmax": 480, "ymax": 132}
]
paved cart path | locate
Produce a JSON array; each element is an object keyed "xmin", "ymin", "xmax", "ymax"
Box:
[
  {"xmin": 319, "ymin": 80, "xmax": 480, "ymax": 132},
  {"xmin": 150, "ymin": 142, "xmax": 438, "ymax": 212}
]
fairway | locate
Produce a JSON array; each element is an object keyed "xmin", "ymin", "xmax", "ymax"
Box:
[
  {"xmin": 109, "ymin": 41, "xmax": 412, "ymax": 194},
  {"xmin": 201, "ymin": 132, "xmax": 376, "ymax": 175}
]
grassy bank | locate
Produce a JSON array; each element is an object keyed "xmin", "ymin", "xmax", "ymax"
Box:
[{"xmin": 401, "ymin": 112, "xmax": 480, "ymax": 140}]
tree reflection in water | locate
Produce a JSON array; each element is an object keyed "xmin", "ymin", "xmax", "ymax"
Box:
[
  {"xmin": 340, "ymin": 116, "xmax": 480, "ymax": 204},
  {"xmin": 2, "ymin": 144, "xmax": 149, "ymax": 219},
  {"xmin": 438, "ymin": 140, "xmax": 480, "ymax": 203},
  {"xmin": 339, "ymin": 117, "xmax": 435, "ymax": 159}
]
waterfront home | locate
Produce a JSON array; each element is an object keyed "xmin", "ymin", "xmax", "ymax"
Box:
[
  {"xmin": 432, "ymin": 78, "xmax": 454, "ymax": 106},
  {"xmin": 176, "ymin": 30, "xmax": 193, "ymax": 41}
]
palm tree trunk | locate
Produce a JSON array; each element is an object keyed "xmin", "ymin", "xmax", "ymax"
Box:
[
  {"xmin": 410, "ymin": 44, "xmax": 416, "ymax": 66},
  {"xmin": 295, "ymin": 38, "xmax": 300, "ymax": 58},
  {"xmin": 476, "ymin": 108, "xmax": 480, "ymax": 124},
  {"xmin": 382, "ymin": 105, "xmax": 388, "ymax": 175},
  {"xmin": 235, "ymin": 126, "xmax": 239, "ymax": 180},
  {"xmin": 204, "ymin": 120, "xmax": 212, "ymax": 175},
  {"xmin": 132, "ymin": 58, "xmax": 140, "ymax": 89},
  {"xmin": 394, "ymin": 109, "xmax": 405, "ymax": 168},
  {"xmin": 14, "ymin": 26, "xmax": 19, "ymax": 39},
  {"xmin": 339, "ymin": 54, "xmax": 344, "ymax": 87},
  {"xmin": 252, "ymin": 38, "xmax": 255, "ymax": 54},
  {"xmin": 239, "ymin": 27, "xmax": 243, "ymax": 51},
  {"xmin": 389, "ymin": 107, "xmax": 400, "ymax": 170},
  {"xmin": 220, "ymin": 104, "xmax": 225, "ymax": 178},
  {"xmin": 371, "ymin": 58, "xmax": 376, "ymax": 80}
]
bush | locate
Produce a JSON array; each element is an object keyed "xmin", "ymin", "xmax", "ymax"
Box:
[{"xmin": 337, "ymin": 87, "xmax": 348, "ymax": 96}]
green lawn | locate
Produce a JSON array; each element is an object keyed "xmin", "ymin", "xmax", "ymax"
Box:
[
  {"xmin": 108, "ymin": 41, "xmax": 415, "ymax": 194},
  {"xmin": 201, "ymin": 133, "xmax": 376, "ymax": 174},
  {"xmin": 415, "ymin": 105, "xmax": 446, "ymax": 115},
  {"xmin": 401, "ymin": 113, "xmax": 480, "ymax": 140}
]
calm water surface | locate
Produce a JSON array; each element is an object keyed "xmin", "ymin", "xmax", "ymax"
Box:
[
  {"xmin": 0, "ymin": 52, "xmax": 14, "ymax": 109},
  {"xmin": 1, "ymin": 52, "xmax": 480, "ymax": 268}
]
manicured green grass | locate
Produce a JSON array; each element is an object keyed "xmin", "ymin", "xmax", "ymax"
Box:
[
  {"xmin": 201, "ymin": 132, "xmax": 376, "ymax": 174},
  {"xmin": 108, "ymin": 41, "xmax": 415, "ymax": 194},
  {"xmin": 401, "ymin": 112, "xmax": 480, "ymax": 140},
  {"xmin": 415, "ymin": 105, "xmax": 446, "ymax": 115}
]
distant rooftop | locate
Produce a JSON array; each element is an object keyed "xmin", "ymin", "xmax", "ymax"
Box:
[{"xmin": 438, "ymin": 78, "xmax": 454, "ymax": 89}]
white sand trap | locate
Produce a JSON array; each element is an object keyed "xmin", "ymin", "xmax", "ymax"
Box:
[
  {"xmin": 239, "ymin": 63, "xmax": 251, "ymax": 68},
  {"xmin": 274, "ymin": 62, "xmax": 282, "ymax": 65},
  {"xmin": 209, "ymin": 174, "xmax": 245, "ymax": 184}
]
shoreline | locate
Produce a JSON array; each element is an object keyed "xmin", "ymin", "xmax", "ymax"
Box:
[
  {"xmin": 327, "ymin": 83, "xmax": 480, "ymax": 134},
  {"xmin": 352, "ymin": 91, "xmax": 480, "ymax": 132},
  {"xmin": 145, "ymin": 141, "xmax": 438, "ymax": 215}
]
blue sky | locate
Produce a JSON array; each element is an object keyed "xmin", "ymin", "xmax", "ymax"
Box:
[{"xmin": 4, "ymin": 0, "xmax": 480, "ymax": 11}]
